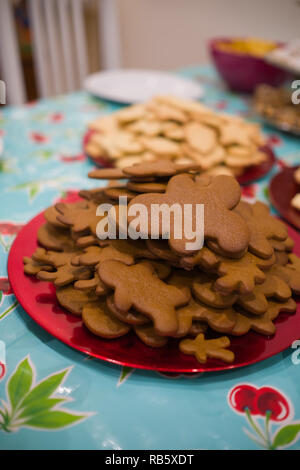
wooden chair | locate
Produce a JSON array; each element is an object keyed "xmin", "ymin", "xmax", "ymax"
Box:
[{"xmin": 0, "ymin": 0, "xmax": 121, "ymax": 104}]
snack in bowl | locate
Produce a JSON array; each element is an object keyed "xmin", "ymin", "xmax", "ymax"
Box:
[
  {"xmin": 85, "ymin": 95, "xmax": 268, "ymax": 177},
  {"xmin": 215, "ymin": 38, "xmax": 278, "ymax": 58},
  {"xmin": 254, "ymin": 84, "xmax": 300, "ymax": 134},
  {"xmin": 23, "ymin": 161, "xmax": 300, "ymax": 365},
  {"xmin": 209, "ymin": 38, "xmax": 289, "ymax": 93}
]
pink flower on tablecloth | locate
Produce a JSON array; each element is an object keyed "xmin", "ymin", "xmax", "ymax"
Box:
[
  {"xmin": 54, "ymin": 190, "xmax": 80, "ymax": 204},
  {"xmin": 0, "ymin": 130, "xmax": 5, "ymax": 137},
  {"xmin": 50, "ymin": 112, "xmax": 64, "ymax": 123},
  {"xmin": 215, "ymin": 100, "xmax": 227, "ymax": 110},
  {"xmin": 60, "ymin": 153, "xmax": 86, "ymax": 163},
  {"xmin": 29, "ymin": 131, "xmax": 49, "ymax": 144},
  {"xmin": 0, "ymin": 278, "xmax": 13, "ymax": 296},
  {"xmin": 0, "ymin": 222, "xmax": 23, "ymax": 235}
]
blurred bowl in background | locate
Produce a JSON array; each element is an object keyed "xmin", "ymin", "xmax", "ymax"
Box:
[{"xmin": 209, "ymin": 37, "xmax": 290, "ymax": 93}]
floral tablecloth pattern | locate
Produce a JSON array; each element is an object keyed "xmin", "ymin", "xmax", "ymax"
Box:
[{"xmin": 1, "ymin": 66, "xmax": 300, "ymax": 450}]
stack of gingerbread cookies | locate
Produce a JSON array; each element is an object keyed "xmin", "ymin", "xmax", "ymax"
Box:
[{"xmin": 24, "ymin": 160, "xmax": 300, "ymax": 365}]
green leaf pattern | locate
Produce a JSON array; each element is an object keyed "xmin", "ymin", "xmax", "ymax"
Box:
[
  {"xmin": 273, "ymin": 424, "xmax": 300, "ymax": 449},
  {"xmin": 7, "ymin": 358, "xmax": 33, "ymax": 410},
  {"xmin": 0, "ymin": 356, "xmax": 90, "ymax": 432}
]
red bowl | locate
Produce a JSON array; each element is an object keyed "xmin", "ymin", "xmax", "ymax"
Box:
[{"xmin": 209, "ymin": 38, "xmax": 290, "ymax": 93}]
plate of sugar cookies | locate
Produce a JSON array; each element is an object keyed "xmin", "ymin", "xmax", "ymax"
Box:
[
  {"xmin": 8, "ymin": 161, "xmax": 300, "ymax": 372},
  {"xmin": 270, "ymin": 166, "xmax": 300, "ymax": 230},
  {"xmin": 83, "ymin": 95, "xmax": 275, "ymax": 185}
]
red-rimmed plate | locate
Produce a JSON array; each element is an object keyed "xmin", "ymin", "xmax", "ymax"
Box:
[
  {"xmin": 83, "ymin": 130, "xmax": 275, "ymax": 185},
  {"xmin": 270, "ymin": 166, "xmax": 300, "ymax": 231},
  {"xmin": 8, "ymin": 212, "xmax": 300, "ymax": 373},
  {"xmin": 236, "ymin": 145, "xmax": 276, "ymax": 185}
]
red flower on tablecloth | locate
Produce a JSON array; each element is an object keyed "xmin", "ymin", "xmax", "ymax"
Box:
[
  {"xmin": 228, "ymin": 384, "xmax": 300, "ymax": 449},
  {"xmin": 266, "ymin": 135, "xmax": 282, "ymax": 147},
  {"xmin": 29, "ymin": 131, "xmax": 49, "ymax": 144},
  {"xmin": 0, "ymin": 222, "xmax": 23, "ymax": 236},
  {"xmin": 54, "ymin": 189, "xmax": 81, "ymax": 204},
  {"xmin": 26, "ymin": 100, "xmax": 38, "ymax": 108},
  {"xmin": 0, "ymin": 362, "xmax": 5, "ymax": 380},
  {"xmin": 0, "ymin": 278, "xmax": 13, "ymax": 296},
  {"xmin": 277, "ymin": 159, "xmax": 289, "ymax": 169},
  {"xmin": 60, "ymin": 153, "xmax": 86, "ymax": 163},
  {"xmin": 50, "ymin": 112, "xmax": 64, "ymax": 123},
  {"xmin": 241, "ymin": 184, "xmax": 257, "ymax": 200},
  {"xmin": 0, "ymin": 222, "xmax": 24, "ymax": 252},
  {"xmin": 229, "ymin": 384, "xmax": 259, "ymax": 414},
  {"xmin": 0, "ymin": 276, "xmax": 17, "ymax": 322},
  {"xmin": 256, "ymin": 387, "xmax": 290, "ymax": 422}
]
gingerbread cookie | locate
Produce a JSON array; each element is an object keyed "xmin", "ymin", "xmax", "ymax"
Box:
[
  {"xmin": 232, "ymin": 298, "xmax": 297, "ymax": 336},
  {"xmin": 23, "ymin": 256, "xmax": 53, "ymax": 276},
  {"xmin": 270, "ymin": 254, "xmax": 300, "ymax": 295},
  {"xmin": 43, "ymin": 206, "xmax": 66, "ymax": 228},
  {"xmin": 123, "ymin": 160, "xmax": 200, "ymax": 179},
  {"xmin": 126, "ymin": 181, "xmax": 167, "ymax": 194},
  {"xmin": 134, "ymin": 324, "xmax": 168, "ymax": 348},
  {"xmin": 179, "ymin": 334, "xmax": 234, "ymax": 364},
  {"xmin": 99, "ymin": 260, "xmax": 190, "ymax": 336},
  {"xmin": 213, "ymin": 252, "xmax": 275, "ymax": 295},
  {"xmin": 128, "ymin": 174, "xmax": 249, "ymax": 256},
  {"xmin": 55, "ymin": 201, "xmax": 100, "ymax": 234},
  {"xmin": 74, "ymin": 269, "xmax": 108, "ymax": 296},
  {"xmin": 56, "ymin": 285, "xmax": 98, "ymax": 316},
  {"xmin": 106, "ymin": 295, "xmax": 149, "ymax": 326},
  {"xmin": 237, "ymin": 272, "xmax": 292, "ymax": 315},
  {"xmin": 175, "ymin": 298, "xmax": 237, "ymax": 337},
  {"xmin": 72, "ymin": 244, "xmax": 135, "ymax": 267},
  {"xmin": 235, "ymin": 201, "xmax": 288, "ymax": 259},
  {"xmin": 168, "ymin": 269, "xmax": 237, "ymax": 309},
  {"xmin": 35, "ymin": 248, "xmax": 91, "ymax": 287},
  {"xmin": 37, "ymin": 223, "xmax": 73, "ymax": 252},
  {"xmin": 82, "ymin": 301, "xmax": 130, "ymax": 338}
]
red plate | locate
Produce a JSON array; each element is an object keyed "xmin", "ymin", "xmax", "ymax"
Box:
[
  {"xmin": 8, "ymin": 212, "xmax": 300, "ymax": 373},
  {"xmin": 236, "ymin": 145, "xmax": 276, "ymax": 185},
  {"xmin": 270, "ymin": 166, "xmax": 300, "ymax": 231},
  {"xmin": 83, "ymin": 130, "xmax": 275, "ymax": 184}
]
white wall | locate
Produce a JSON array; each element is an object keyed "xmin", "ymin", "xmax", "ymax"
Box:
[{"xmin": 117, "ymin": 0, "xmax": 300, "ymax": 69}]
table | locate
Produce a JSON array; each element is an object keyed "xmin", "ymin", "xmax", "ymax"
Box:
[{"xmin": 1, "ymin": 66, "xmax": 300, "ymax": 450}]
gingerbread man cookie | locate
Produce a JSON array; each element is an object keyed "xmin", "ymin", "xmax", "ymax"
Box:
[
  {"xmin": 128, "ymin": 174, "xmax": 250, "ymax": 256},
  {"xmin": 98, "ymin": 260, "xmax": 190, "ymax": 336}
]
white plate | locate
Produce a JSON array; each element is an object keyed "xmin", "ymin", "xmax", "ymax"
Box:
[{"xmin": 84, "ymin": 69, "xmax": 203, "ymax": 104}]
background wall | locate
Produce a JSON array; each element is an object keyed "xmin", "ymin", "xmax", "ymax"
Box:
[{"xmin": 117, "ymin": 0, "xmax": 300, "ymax": 69}]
